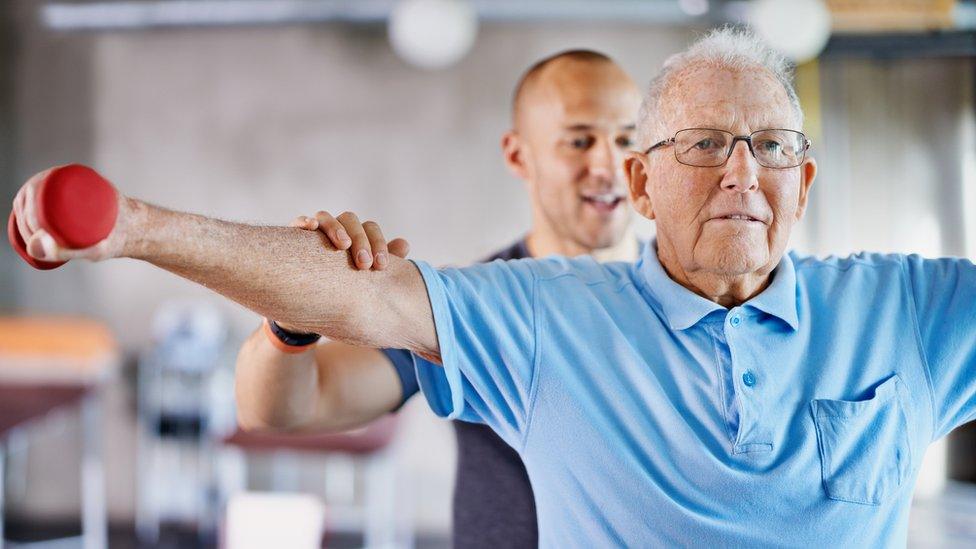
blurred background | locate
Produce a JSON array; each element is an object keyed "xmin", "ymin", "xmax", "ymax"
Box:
[{"xmin": 0, "ymin": 0, "xmax": 974, "ymax": 547}]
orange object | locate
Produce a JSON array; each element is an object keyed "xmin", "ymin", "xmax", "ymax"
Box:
[
  {"xmin": 827, "ymin": 0, "xmax": 956, "ymax": 32},
  {"xmin": 0, "ymin": 317, "xmax": 118, "ymax": 383},
  {"xmin": 262, "ymin": 318, "xmax": 318, "ymax": 354}
]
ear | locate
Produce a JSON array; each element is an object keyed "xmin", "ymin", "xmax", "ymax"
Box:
[
  {"xmin": 794, "ymin": 156, "xmax": 817, "ymax": 221},
  {"xmin": 501, "ymin": 130, "xmax": 530, "ymax": 181},
  {"xmin": 625, "ymin": 151, "xmax": 655, "ymax": 220}
]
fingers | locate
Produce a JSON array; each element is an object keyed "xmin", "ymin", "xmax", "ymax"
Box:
[
  {"xmin": 13, "ymin": 174, "xmax": 52, "ymax": 246},
  {"xmin": 23, "ymin": 182, "xmax": 39, "ymax": 232},
  {"xmin": 15, "ymin": 169, "xmax": 99, "ymax": 264},
  {"xmin": 13, "ymin": 188, "xmax": 33, "ymax": 243},
  {"xmin": 290, "ymin": 215, "xmax": 318, "ymax": 230},
  {"xmin": 311, "ymin": 211, "xmax": 352, "ymax": 251},
  {"xmin": 300, "ymin": 210, "xmax": 403, "ymax": 270},
  {"xmin": 389, "ymin": 237, "xmax": 410, "ymax": 259},
  {"xmin": 335, "ymin": 211, "xmax": 373, "ymax": 269},
  {"xmin": 362, "ymin": 221, "xmax": 389, "ymax": 269}
]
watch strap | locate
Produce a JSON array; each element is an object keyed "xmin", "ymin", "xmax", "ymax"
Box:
[{"xmin": 262, "ymin": 318, "xmax": 321, "ymax": 354}]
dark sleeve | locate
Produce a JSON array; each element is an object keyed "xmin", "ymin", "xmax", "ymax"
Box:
[{"xmin": 380, "ymin": 348, "xmax": 420, "ymax": 410}]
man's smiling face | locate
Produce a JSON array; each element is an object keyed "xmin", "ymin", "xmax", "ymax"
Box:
[{"xmin": 516, "ymin": 58, "xmax": 641, "ymax": 252}]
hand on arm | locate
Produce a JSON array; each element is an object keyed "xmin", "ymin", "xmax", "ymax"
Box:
[{"xmin": 236, "ymin": 212, "xmax": 414, "ymax": 431}]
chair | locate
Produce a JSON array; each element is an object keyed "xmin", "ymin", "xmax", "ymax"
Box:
[{"xmin": 219, "ymin": 414, "xmax": 411, "ymax": 548}]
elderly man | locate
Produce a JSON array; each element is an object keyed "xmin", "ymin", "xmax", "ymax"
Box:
[
  {"xmin": 234, "ymin": 49, "xmax": 642, "ymax": 548},
  {"xmin": 11, "ymin": 28, "xmax": 976, "ymax": 546}
]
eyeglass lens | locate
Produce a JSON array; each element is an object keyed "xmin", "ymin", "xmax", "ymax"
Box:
[{"xmin": 673, "ymin": 129, "xmax": 806, "ymax": 168}]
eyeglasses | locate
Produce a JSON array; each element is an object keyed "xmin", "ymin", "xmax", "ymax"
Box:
[{"xmin": 645, "ymin": 128, "xmax": 811, "ymax": 169}]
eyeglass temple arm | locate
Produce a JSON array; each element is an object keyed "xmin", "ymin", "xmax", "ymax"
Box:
[{"xmin": 644, "ymin": 138, "xmax": 675, "ymax": 154}]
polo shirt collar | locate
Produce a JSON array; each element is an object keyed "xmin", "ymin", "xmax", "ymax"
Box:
[
  {"xmin": 637, "ymin": 241, "xmax": 799, "ymax": 331},
  {"xmin": 745, "ymin": 250, "xmax": 799, "ymax": 331},
  {"xmin": 637, "ymin": 241, "xmax": 723, "ymax": 330}
]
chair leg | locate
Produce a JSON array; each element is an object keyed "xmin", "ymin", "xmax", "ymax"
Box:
[
  {"xmin": 81, "ymin": 393, "xmax": 107, "ymax": 549},
  {"xmin": 1, "ymin": 439, "xmax": 7, "ymax": 549},
  {"xmin": 271, "ymin": 452, "xmax": 301, "ymax": 492},
  {"xmin": 217, "ymin": 446, "xmax": 247, "ymax": 503},
  {"xmin": 135, "ymin": 416, "xmax": 161, "ymax": 545},
  {"xmin": 363, "ymin": 449, "xmax": 397, "ymax": 549}
]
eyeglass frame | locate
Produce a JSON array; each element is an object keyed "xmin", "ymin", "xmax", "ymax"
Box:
[{"xmin": 644, "ymin": 128, "xmax": 812, "ymax": 169}]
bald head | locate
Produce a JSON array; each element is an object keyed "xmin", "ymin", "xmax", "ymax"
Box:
[
  {"xmin": 501, "ymin": 50, "xmax": 641, "ymax": 256},
  {"xmin": 512, "ymin": 50, "xmax": 635, "ymax": 130}
]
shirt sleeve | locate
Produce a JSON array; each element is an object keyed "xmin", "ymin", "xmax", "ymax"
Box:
[
  {"xmin": 410, "ymin": 258, "xmax": 539, "ymax": 448},
  {"xmin": 903, "ymin": 254, "xmax": 976, "ymax": 440},
  {"xmin": 379, "ymin": 348, "xmax": 419, "ymax": 411}
]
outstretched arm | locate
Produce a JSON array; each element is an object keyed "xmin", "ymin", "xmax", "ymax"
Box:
[{"xmin": 11, "ymin": 168, "xmax": 440, "ymax": 358}]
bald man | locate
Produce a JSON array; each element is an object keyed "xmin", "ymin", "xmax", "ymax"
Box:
[{"xmin": 235, "ymin": 50, "xmax": 642, "ymax": 547}]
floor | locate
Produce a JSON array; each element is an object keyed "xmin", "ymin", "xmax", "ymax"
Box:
[
  {"xmin": 5, "ymin": 482, "xmax": 976, "ymax": 548},
  {"xmin": 907, "ymin": 481, "xmax": 976, "ymax": 548},
  {"xmin": 2, "ymin": 520, "xmax": 450, "ymax": 549}
]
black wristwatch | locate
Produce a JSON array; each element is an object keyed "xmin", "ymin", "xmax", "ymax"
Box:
[{"xmin": 266, "ymin": 319, "xmax": 322, "ymax": 347}]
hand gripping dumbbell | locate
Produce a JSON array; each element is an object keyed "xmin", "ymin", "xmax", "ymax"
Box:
[{"xmin": 7, "ymin": 164, "xmax": 118, "ymax": 270}]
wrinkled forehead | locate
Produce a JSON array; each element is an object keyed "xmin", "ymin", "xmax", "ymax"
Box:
[{"xmin": 658, "ymin": 65, "xmax": 797, "ymax": 135}]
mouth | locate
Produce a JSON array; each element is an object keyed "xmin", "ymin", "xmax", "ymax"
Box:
[
  {"xmin": 581, "ymin": 192, "xmax": 625, "ymax": 214},
  {"xmin": 709, "ymin": 213, "xmax": 767, "ymax": 225}
]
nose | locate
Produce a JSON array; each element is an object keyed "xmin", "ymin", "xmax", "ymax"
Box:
[
  {"xmin": 720, "ymin": 140, "xmax": 759, "ymax": 194},
  {"xmin": 588, "ymin": 139, "xmax": 617, "ymax": 184}
]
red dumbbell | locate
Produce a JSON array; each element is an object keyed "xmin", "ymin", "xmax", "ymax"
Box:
[{"xmin": 7, "ymin": 164, "xmax": 118, "ymax": 270}]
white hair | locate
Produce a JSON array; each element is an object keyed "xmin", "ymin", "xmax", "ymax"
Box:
[{"xmin": 635, "ymin": 26, "xmax": 804, "ymax": 149}]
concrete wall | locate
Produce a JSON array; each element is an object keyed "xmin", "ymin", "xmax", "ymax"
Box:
[{"xmin": 812, "ymin": 56, "xmax": 974, "ymax": 259}]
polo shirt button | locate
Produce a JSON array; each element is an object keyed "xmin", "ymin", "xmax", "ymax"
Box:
[
  {"xmin": 730, "ymin": 316, "xmax": 741, "ymax": 327},
  {"xmin": 742, "ymin": 370, "xmax": 757, "ymax": 387}
]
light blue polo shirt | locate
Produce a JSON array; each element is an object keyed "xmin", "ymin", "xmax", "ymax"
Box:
[{"xmin": 410, "ymin": 242, "xmax": 976, "ymax": 547}]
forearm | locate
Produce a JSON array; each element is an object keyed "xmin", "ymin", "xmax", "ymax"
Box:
[
  {"xmin": 119, "ymin": 198, "xmax": 436, "ymax": 354},
  {"xmin": 235, "ymin": 326, "xmax": 320, "ymax": 431},
  {"xmin": 122, "ymin": 198, "xmax": 348, "ymax": 333},
  {"xmin": 235, "ymin": 325, "xmax": 406, "ymax": 432}
]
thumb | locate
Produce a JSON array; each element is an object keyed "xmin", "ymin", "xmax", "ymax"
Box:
[
  {"xmin": 389, "ymin": 237, "xmax": 410, "ymax": 259},
  {"xmin": 26, "ymin": 228, "xmax": 111, "ymax": 262},
  {"xmin": 26, "ymin": 229, "xmax": 59, "ymax": 261}
]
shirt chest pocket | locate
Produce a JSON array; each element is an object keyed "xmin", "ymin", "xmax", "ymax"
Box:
[{"xmin": 810, "ymin": 374, "xmax": 912, "ymax": 506}]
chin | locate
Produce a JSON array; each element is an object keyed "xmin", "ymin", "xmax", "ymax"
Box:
[
  {"xmin": 582, "ymin": 225, "xmax": 627, "ymax": 251},
  {"xmin": 575, "ymin": 233, "xmax": 613, "ymax": 251},
  {"xmin": 695, "ymin": 237, "xmax": 769, "ymax": 276}
]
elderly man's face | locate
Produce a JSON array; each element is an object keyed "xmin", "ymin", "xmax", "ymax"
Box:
[{"xmin": 629, "ymin": 66, "xmax": 817, "ymax": 281}]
